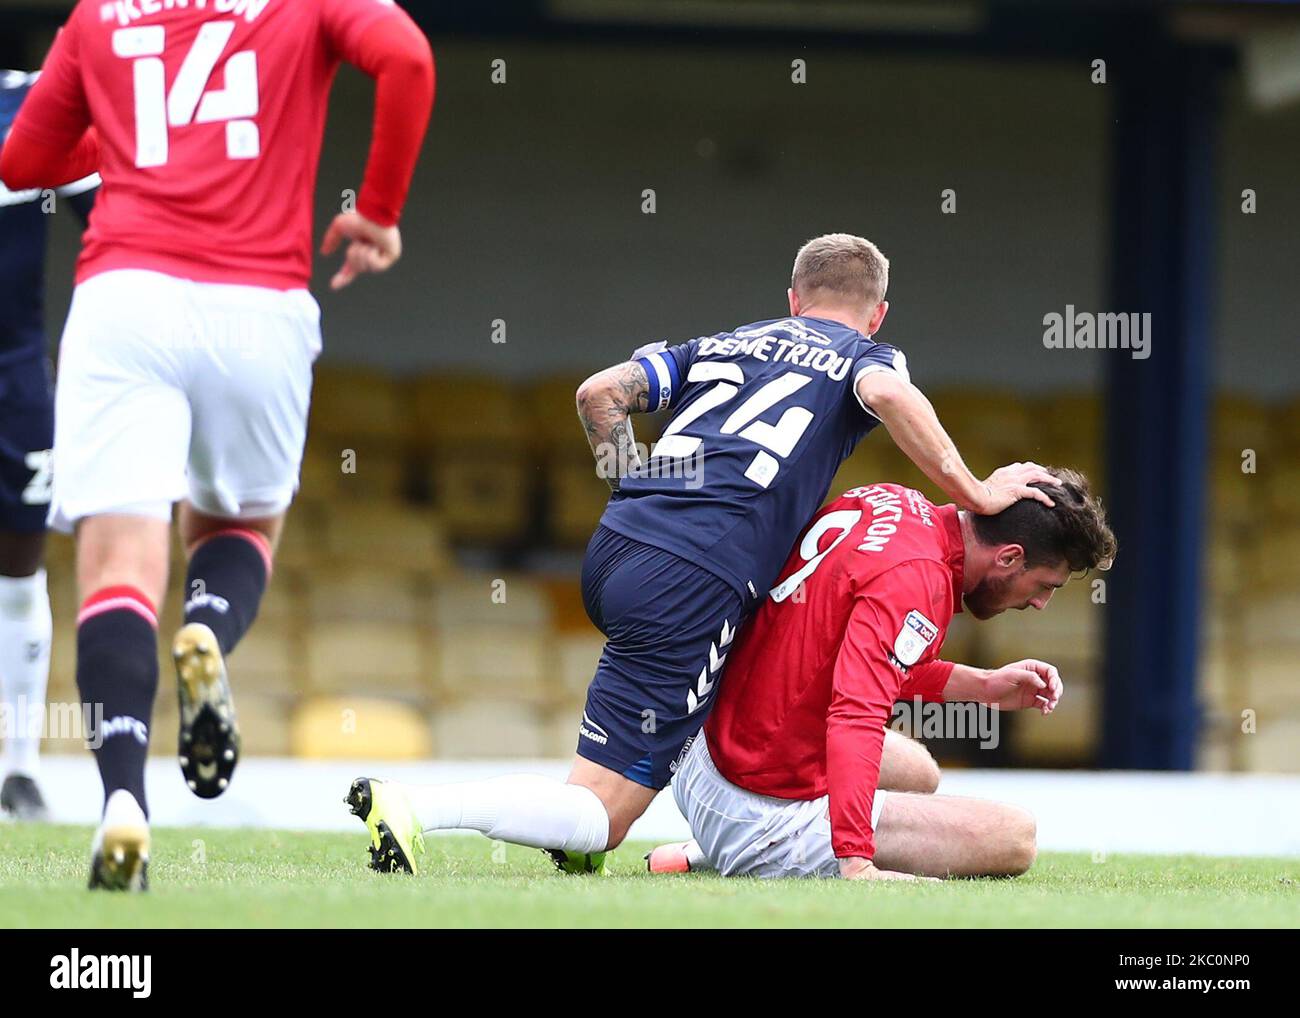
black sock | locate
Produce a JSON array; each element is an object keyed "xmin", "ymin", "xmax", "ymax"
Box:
[
  {"xmin": 183, "ymin": 530, "xmax": 270, "ymax": 655},
  {"xmin": 76, "ymin": 587, "xmax": 159, "ymax": 817}
]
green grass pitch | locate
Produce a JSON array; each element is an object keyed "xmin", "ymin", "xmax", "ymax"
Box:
[{"xmin": 1, "ymin": 824, "xmax": 1296, "ymax": 928}]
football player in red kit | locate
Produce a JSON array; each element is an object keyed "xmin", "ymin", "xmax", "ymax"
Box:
[
  {"xmin": 0, "ymin": 0, "xmax": 434, "ymax": 891},
  {"xmin": 650, "ymin": 469, "xmax": 1116, "ymax": 880}
]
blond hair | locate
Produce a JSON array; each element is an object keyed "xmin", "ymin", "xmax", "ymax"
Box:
[{"xmin": 791, "ymin": 233, "xmax": 889, "ymax": 308}]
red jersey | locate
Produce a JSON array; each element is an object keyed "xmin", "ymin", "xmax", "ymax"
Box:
[
  {"xmin": 704, "ymin": 483, "xmax": 965, "ymax": 860},
  {"xmin": 5, "ymin": 0, "xmax": 433, "ymax": 289}
]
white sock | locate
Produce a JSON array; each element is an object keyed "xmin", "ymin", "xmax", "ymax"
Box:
[
  {"xmin": 397, "ymin": 775, "xmax": 610, "ymax": 853},
  {"xmin": 0, "ymin": 570, "xmax": 52, "ymax": 778}
]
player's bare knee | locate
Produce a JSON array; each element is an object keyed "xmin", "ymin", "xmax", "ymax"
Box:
[
  {"xmin": 919, "ymin": 750, "xmax": 942, "ymax": 794},
  {"xmin": 1002, "ymin": 805, "xmax": 1037, "ymax": 875}
]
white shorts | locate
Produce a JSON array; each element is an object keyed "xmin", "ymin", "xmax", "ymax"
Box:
[
  {"xmin": 671, "ymin": 731, "xmax": 887, "ymax": 879},
  {"xmin": 49, "ymin": 269, "xmax": 321, "ymax": 533}
]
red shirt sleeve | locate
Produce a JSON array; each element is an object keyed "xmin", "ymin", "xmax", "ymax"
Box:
[
  {"xmin": 0, "ymin": 17, "xmax": 99, "ymax": 191},
  {"xmin": 321, "ymin": 0, "xmax": 435, "ymax": 226},
  {"xmin": 826, "ymin": 560, "xmax": 952, "ymax": 860},
  {"xmin": 902, "ymin": 659, "xmax": 954, "ymax": 703}
]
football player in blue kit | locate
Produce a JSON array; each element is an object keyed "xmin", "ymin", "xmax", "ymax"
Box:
[
  {"xmin": 348, "ymin": 232, "xmax": 1056, "ymax": 874},
  {"xmin": 0, "ymin": 69, "xmax": 98, "ymax": 820}
]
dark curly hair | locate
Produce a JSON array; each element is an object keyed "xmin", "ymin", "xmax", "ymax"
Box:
[{"xmin": 971, "ymin": 466, "xmax": 1117, "ymax": 574}]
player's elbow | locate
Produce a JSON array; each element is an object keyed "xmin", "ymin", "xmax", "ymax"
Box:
[
  {"xmin": 0, "ymin": 143, "xmax": 36, "ymax": 192},
  {"xmin": 856, "ymin": 371, "xmax": 907, "ymax": 418},
  {"xmin": 575, "ymin": 371, "xmax": 613, "ymax": 414},
  {"xmin": 401, "ymin": 34, "xmax": 436, "ymax": 95},
  {"xmin": 387, "ymin": 18, "xmax": 436, "ymax": 96}
]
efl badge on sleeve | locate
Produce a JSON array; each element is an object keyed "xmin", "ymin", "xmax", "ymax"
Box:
[{"xmin": 894, "ymin": 610, "xmax": 939, "ymax": 666}]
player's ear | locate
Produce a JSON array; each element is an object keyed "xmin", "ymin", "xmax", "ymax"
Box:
[
  {"xmin": 868, "ymin": 300, "xmax": 889, "ymax": 336},
  {"xmin": 788, "ymin": 287, "xmax": 800, "ymax": 316},
  {"xmin": 996, "ymin": 544, "xmax": 1025, "ymax": 570}
]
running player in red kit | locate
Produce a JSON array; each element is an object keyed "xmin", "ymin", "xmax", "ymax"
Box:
[
  {"xmin": 0, "ymin": 0, "xmax": 434, "ymax": 891},
  {"xmin": 651, "ymin": 470, "xmax": 1116, "ymax": 880}
]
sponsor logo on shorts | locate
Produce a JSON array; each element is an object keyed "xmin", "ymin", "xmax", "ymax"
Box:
[
  {"xmin": 578, "ymin": 711, "xmax": 608, "ymax": 746},
  {"xmin": 669, "ymin": 732, "xmax": 697, "ymax": 775}
]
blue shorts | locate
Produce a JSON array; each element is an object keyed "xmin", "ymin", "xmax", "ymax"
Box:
[
  {"xmin": 577, "ymin": 525, "xmax": 746, "ymax": 790},
  {"xmin": 0, "ymin": 357, "xmax": 54, "ymax": 533}
]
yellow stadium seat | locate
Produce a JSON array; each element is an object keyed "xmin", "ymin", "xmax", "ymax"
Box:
[
  {"xmin": 543, "ymin": 702, "xmax": 584, "ymax": 757},
  {"xmin": 305, "ymin": 563, "xmax": 427, "ymax": 625},
  {"xmin": 867, "ymin": 440, "xmax": 936, "ymax": 499},
  {"xmin": 1243, "ymin": 715, "xmax": 1300, "ymax": 773},
  {"xmin": 928, "ymin": 388, "xmax": 1035, "ymax": 468},
  {"xmin": 431, "ymin": 700, "xmax": 548, "ymax": 758},
  {"xmin": 541, "ymin": 579, "xmax": 594, "ymax": 634},
  {"xmin": 291, "ymin": 696, "xmax": 432, "ymax": 759},
  {"xmin": 433, "ymin": 574, "xmax": 551, "ymax": 627},
  {"xmin": 1013, "ymin": 673, "xmax": 1098, "ymax": 762},
  {"xmin": 236, "ymin": 693, "xmax": 294, "ymax": 756},
  {"xmin": 303, "ymin": 620, "xmax": 433, "ymax": 701},
  {"xmin": 1212, "ymin": 393, "xmax": 1275, "ymax": 460},
  {"xmin": 553, "ymin": 632, "xmax": 604, "ymax": 700},
  {"xmin": 939, "ymin": 612, "xmax": 976, "ymax": 667},
  {"xmin": 546, "ymin": 457, "xmax": 612, "ymax": 546},
  {"xmin": 1199, "ymin": 621, "xmax": 1253, "ymax": 712},
  {"xmin": 826, "ymin": 441, "xmax": 890, "ymax": 501},
  {"xmin": 411, "ymin": 375, "xmax": 527, "ymax": 449},
  {"xmin": 426, "ymin": 453, "xmax": 533, "ymax": 544},
  {"xmin": 1241, "ymin": 646, "xmax": 1300, "ymax": 714},
  {"xmin": 148, "ymin": 697, "xmax": 179, "ymax": 756},
  {"xmin": 1037, "ymin": 392, "xmax": 1101, "ymax": 453},
  {"xmin": 273, "ymin": 501, "xmax": 328, "ymax": 571},
  {"xmin": 1277, "ymin": 398, "xmax": 1300, "ymax": 451},
  {"xmin": 228, "ymin": 621, "xmax": 302, "ymax": 697},
  {"xmin": 300, "ymin": 439, "xmax": 409, "ymax": 502},
  {"xmin": 438, "ymin": 632, "xmax": 553, "ymax": 704},
  {"xmin": 44, "ymin": 532, "xmax": 75, "ymax": 574},
  {"xmin": 1204, "ymin": 534, "xmax": 1246, "ymax": 596},
  {"xmin": 525, "ymin": 376, "xmax": 584, "ymax": 452},
  {"xmin": 308, "ymin": 364, "xmax": 415, "ymax": 446},
  {"xmin": 46, "ymin": 626, "xmax": 78, "ymax": 706},
  {"xmin": 1246, "ymin": 526, "xmax": 1300, "ymax": 593},
  {"xmin": 1207, "ymin": 460, "xmax": 1254, "ymax": 531},
  {"xmin": 979, "ymin": 579, "xmax": 1100, "ymax": 663},
  {"xmin": 431, "ymin": 575, "xmax": 553, "ymax": 702},
  {"xmin": 322, "ymin": 501, "xmax": 452, "ymax": 572},
  {"xmin": 1264, "ymin": 461, "xmax": 1300, "ymax": 516},
  {"xmin": 257, "ymin": 566, "xmax": 302, "ymax": 624}
]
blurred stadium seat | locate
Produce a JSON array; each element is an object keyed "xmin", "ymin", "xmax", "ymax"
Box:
[
  {"xmin": 322, "ymin": 501, "xmax": 452, "ymax": 572},
  {"xmin": 303, "ymin": 619, "xmax": 432, "ymax": 701},
  {"xmin": 432, "ymin": 575, "xmax": 553, "ymax": 704},
  {"xmin": 431, "ymin": 700, "xmax": 549, "ymax": 758},
  {"xmin": 291, "ymin": 696, "xmax": 432, "ymax": 760}
]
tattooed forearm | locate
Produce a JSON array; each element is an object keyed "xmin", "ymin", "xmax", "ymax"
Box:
[
  {"xmin": 606, "ymin": 416, "xmax": 639, "ymax": 491},
  {"xmin": 576, "ymin": 360, "xmax": 650, "ymax": 490}
]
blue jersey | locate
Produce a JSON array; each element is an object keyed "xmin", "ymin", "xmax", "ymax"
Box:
[
  {"xmin": 599, "ymin": 315, "xmax": 910, "ymax": 600},
  {"xmin": 0, "ymin": 70, "xmax": 98, "ymax": 370}
]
